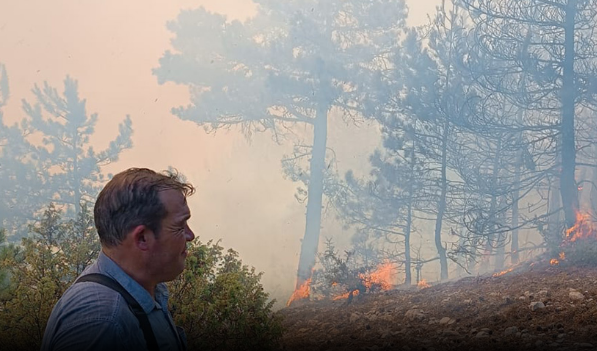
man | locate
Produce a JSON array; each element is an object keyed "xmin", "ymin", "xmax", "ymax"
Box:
[{"xmin": 41, "ymin": 168, "xmax": 196, "ymax": 351}]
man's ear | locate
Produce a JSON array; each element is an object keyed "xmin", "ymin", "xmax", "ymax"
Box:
[{"xmin": 130, "ymin": 225, "xmax": 154, "ymax": 251}]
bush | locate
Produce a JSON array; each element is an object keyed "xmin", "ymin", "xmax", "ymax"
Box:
[
  {"xmin": 560, "ymin": 238, "xmax": 597, "ymax": 266},
  {"xmin": 0, "ymin": 204, "xmax": 99, "ymax": 351},
  {"xmin": 0, "ymin": 204, "xmax": 283, "ymax": 351},
  {"xmin": 167, "ymin": 240, "xmax": 284, "ymax": 351},
  {"xmin": 310, "ymin": 238, "xmax": 390, "ymax": 302}
]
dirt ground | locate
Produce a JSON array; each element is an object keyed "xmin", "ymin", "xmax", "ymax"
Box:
[{"xmin": 275, "ymin": 257, "xmax": 597, "ymax": 351}]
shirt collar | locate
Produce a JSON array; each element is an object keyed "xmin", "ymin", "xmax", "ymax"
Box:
[{"xmin": 94, "ymin": 251, "xmax": 168, "ymax": 314}]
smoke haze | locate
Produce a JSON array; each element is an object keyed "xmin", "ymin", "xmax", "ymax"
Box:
[{"xmin": 0, "ymin": 0, "xmax": 440, "ymax": 307}]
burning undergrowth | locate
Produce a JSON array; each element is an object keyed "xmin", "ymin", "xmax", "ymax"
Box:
[
  {"xmin": 556, "ymin": 211, "xmax": 597, "ymax": 266},
  {"xmin": 287, "ymin": 239, "xmax": 397, "ymax": 306},
  {"xmin": 278, "ymin": 261, "xmax": 597, "ymax": 351},
  {"xmin": 278, "ymin": 211, "xmax": 597, "ymax": 351},
  {"xmin": 495, "ymin": 210, "xmax": 597, "ymax": 276}
]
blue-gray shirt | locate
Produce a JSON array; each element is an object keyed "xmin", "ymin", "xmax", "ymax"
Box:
[{"xmin": 41, "ymin": 251, "xmax": 186, "ymax": 351}]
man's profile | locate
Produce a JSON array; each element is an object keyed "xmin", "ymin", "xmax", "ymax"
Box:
[{"xmin": 41, "ymin": 167, "xmax": 195, "ymax": 351}]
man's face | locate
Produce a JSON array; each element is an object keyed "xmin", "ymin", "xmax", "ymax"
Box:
[{"xmin": 149, "ymin": 189, "xmax": 195, "ymax": 282}]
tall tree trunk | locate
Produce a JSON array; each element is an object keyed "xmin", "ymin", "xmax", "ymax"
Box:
[
  {"xmin": 547, "ymin": 176, "xmax": 563, "ymax": 251},
  {"xmin": 491, "ymin": 139, "xmax": 504, "ymax": 270},
  {"xmin": 404, "ymin": 206, "xmax": 412, "ymax": 285},
  {"xmin": 403, "ymin": 148, "xmax": 415, "ymax": 286},
  {"xmin": 560, "ymin": 0, "xmax": 579, "ymax": 229},
  {"xmin": 432, "ymin": 3, "xmax": 459, "ymax": 281},
  {"xmin": 494, "ymin": 222, "xmax": 506, "ymax": 269},
  {"xmin": 480, "ymin": 137, "xmax": 502, "ymax": 272},
  {"xmin": 295, "ymin": 105, "xmax": 328, "ymax": 289},
  {"xmin": 511, "ymin": 154, "xmax": 521, "ymax": 265},
  {"xmin": 511, "ymin": 109, "xmax": 523, "ymax": 265},
  {"xmin": 434, "ymin": 120, "xmax": 449, "ymax": 281},
  {"xmin": 591, "ymin": 144, "xmax": 597, "ymax": 214}
]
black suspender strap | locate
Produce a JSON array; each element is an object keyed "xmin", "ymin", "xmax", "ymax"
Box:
[{"xmin": 75, "ymin": 273, "xmax": 160, "ymax": 351}]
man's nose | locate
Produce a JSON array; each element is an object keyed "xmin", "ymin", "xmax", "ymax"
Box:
[{"xmin": 185, "ymin": 225, "xmax": 195, "ymax": 241}]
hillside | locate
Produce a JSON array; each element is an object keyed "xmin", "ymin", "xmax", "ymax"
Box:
[{"xmin": 276, "ymin": 257, "xmax": 597, "ymax": 351}]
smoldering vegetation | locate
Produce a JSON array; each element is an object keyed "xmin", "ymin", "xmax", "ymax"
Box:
[{"xmin": 2, "ymin": 0, "xmax": 597, "ymax": 350}]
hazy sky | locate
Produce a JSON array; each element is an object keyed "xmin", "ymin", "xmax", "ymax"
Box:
[{"xmin": 0, "ymin": 0, "xmax": 440, "ymax": 306}]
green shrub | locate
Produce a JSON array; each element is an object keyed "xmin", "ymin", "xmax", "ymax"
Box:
[
  {"xmin": 0, "ymin": 204, "xmax": 282, "ymax": 351},
  {"xmin": 0, "ymin": 204, "xmax": 99, "ymax": 351},
  {"xmin": 167, "ymin": 240, "xmax": 284, "ymax": 351}
]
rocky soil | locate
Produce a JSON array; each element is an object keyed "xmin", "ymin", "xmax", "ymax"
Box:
[{"xmin": 276, "ymin": 258, "xmax": 597, "ymax": 351}]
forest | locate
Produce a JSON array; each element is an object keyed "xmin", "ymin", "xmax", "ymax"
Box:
[{"xmin": 1, "ymin": 0, "xmax": 597, "ymax": 350}]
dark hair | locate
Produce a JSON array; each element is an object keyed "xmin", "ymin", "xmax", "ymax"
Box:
[{"xmin": 94, "ymin": 168, "xmax": 195, "ymax": 247}]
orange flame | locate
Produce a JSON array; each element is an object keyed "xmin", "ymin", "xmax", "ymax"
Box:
[
  {"xmin": 551, "ymin": 252, "xmax": 566, "ymax": 265},
  {"xmin": 360, "ymin": 261, "xmax": 395, "ymax": 290},
  {"xmin": 565, "ymin": 211, "xmax": 597, "ymax": 242},
  {"xmin": 332, "ymin": 289, "xmax": 360, "ymax": 301},
  {"xmin": 492, "ymin": 267, "xmax": 514, "ymax": 277},
  {"xmin": 418, "ymin": 279, "xmax": 430, "ymax": 289},
  {"xmin": 331, "ymin": 261, "xmax": 396, "ymax": 300},
  {"xmin": 286, "ymin": 278, "xmax": 311, "ymax": 306},
  {"xmin": 548, "ymin": 211, "xmax": 597, "ymax": 265}
]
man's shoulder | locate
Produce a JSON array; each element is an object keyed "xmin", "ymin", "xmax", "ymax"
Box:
[
  {"xmin": 42, "ymin": 277, "xmax": 147, "ymax": 351},
  {"xmin": 55, "ymin": 278, "xmax": 136, "ymax": 324}
]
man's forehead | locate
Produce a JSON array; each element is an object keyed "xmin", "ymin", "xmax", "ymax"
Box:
[
  {"xmin": 159, "ymin": 189, "xmax": 190, "ymax": 214},
  {"xmin": 158, "ymin": 188, "xmax": 186, "ymax": 201}
]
